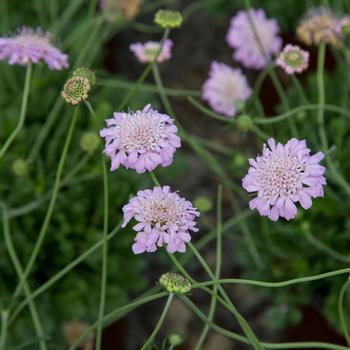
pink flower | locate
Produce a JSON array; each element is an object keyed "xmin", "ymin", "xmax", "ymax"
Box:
[
  {"xmin": 0, "ymin": 27, "xmax": 68, "ymax": 69},
  {"xmin": 226, "ymin": 9, "xmax": 282, "ymax": 70},
  {"xmin": 242, "ymin": 138, "xmax": 326, "ymax": 221},
  {"xmin": 99, "ymin": 104, "xmax": 181, "ymax": 173},
  {"xmin": 202, "ymin": 61, "xmax": 251, "ymax": 117},
  {"xmin": 276, "ymin": 44, "xmax": 309, "ymax": 74},
  {"xmin": 129, "ymin": 39, "xmax": 173, "ymax": 63},
  {"xmin": 122, "ymin": 186, "xmax": 200, "ymax": 254}
]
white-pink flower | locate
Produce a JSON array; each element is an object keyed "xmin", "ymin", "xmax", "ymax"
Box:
[
  {"xmin": 122, "ymin": 186, "xmax": 200, "ymax": 254},
  {"xmin": 226, "ymin": 9, "xmax": 282, "ymax": 70},
  {"xmin": 129, "ymin": 39, "xmax": 173, "ymax": 63},
  {"xmin": 242, "ymin": 138, "xmax": 326, "ymax": 221},
  {"xmin": 99, "ymin": 104, "xmax": 181, "ymax": 173},
  {"xmin": 276, "ymin": 44, "xmax": 309, "ymax": 74},
  {"xmin": 202, "ymin": 61, "xmax": 251, "ymax": 117}
]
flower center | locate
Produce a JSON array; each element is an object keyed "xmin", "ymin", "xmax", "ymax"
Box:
[
  {"xmin": 144, "ymin": 46, "xmax": 161, "ymax": 60},
  {"xmin": 256, "ymin": 152, "xmax": 305, "ymax": 199},
  {"xmin": 117, "ymin": 112, "xmax": 164, "ymax": 153},
  {"xmin": 284, "ymin": 51, "xmax": 304, "ymax": 68}
]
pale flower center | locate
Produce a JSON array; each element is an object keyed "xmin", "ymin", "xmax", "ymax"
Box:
[{"xmin": 256, "ymin": 152, "xmax": 305, "ymax": 199}]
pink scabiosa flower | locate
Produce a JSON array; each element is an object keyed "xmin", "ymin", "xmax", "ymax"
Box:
[
  {"xmin": 99, "ymin": 104, "xmax": 181, "ymax": 173},
  {"xmin": 276, "ymin": 44, "xmax": 309, "ymax": 75},
  {"xmin": 122, "ymin": 186, "xmax": 200, "ymax": 254},
  {"xmin": 129, "ymin": 39, "xmax": 173, "ymax": 63},
  {"xmin": 202, "ymin": 61, "xmax": 251, "ymax": 117},
  {"xmin": 226, "ymin": 9, "xmax": 282, "ymax": 69},
  {"xmin": 242, "ymin": 138, "xmax": 326, "ymax": 221},
  {"xmin": 0, "ymin": 27, "xmax": 68, "ymax": 69}
]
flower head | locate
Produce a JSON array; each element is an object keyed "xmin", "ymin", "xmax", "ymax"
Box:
[
  {"xmin": 99, "ymin": 104, "xmax": 181, "ymax": 173},
  {"xmin": 297, "ymin": 7, "xmax": 343, "ymax": 47},
  {"xmin": 122, "ymin": 186, "xmax": 199, "ymax": 254},
  {"xmin": 242, "ymin": 138, "xmax": 326, "ymax": 221},
  {"xmin": 154, "ymin": 9, "xmax": 183, "ymax": 29},
  {"xmin": 202, "ymin": 62, "xmax": 251, "ymax": 117},
  {"xmin": 130, "ymin": 39, "xmax": 173, "ymax": 64},
  {"xmin": 100, "ymin": 0, "xmax": 140, "ymax": 21},
  {"xmin": 159, "ymin": 272, "xmax": 191, "ymax": 294},
  {"xmin": 276, "ymin": 44, "xmax": 309, "ymax": 75},
  {"xmin": 61, "ymin": 76, "xmax": 91, "ymax": 105},
  {"xmin": 226, "ymin": 9, "xmax": 282, "ymax": 69},
  {"xmin": 0, "ymin": 27, "xmax": 68, "ymax": 69}
]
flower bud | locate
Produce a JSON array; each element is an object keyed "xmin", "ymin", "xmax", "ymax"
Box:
[
  {"xmin": 168, "ymin": 332, "xmax": 183, "ymax": 346},
  {"xmin": 194, "ymin": 196, "xmax": 212, "ymax": 213},
  {"xmin": 232, "ymin": 153, "xmax": 246, "ymax": 168},
  {"xmin": 12, "ymin": 159, "xmax": 29, "ymax": 177},
  {"xmin": 236, "ymin": 114, "xmax": 253, "ymax": 131},
  {"xmin": 159, "ymin": 272, "xmax": 191, "ymax": 294},
  {"xmin": 61, "ymin": 76, "xmax": 91, "ymax": 105},
  {"xmin": 80, "ymin": 132, "xmax": 100, "ymax": 153},
  {"xmin": 72, "ymin": 67, "xmax": 96, "ymax": 86},
  {"xmin": 154, "ymin": 10, "xmax": 183, "ymax": 29}
]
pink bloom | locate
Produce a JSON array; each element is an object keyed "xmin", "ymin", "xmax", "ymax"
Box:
[
  {"xmin": 99, "ymin": 104, "xmax": 181, "ymax": 173},
  {"xmin": 202, "ymin": 61, "xmax": 251, "ymax": 117},
  {"xmin": 276, "ymin": 44, "xmax": 309, "ymax": 74},
  {"xmin": 242, "ymin": 138, "xmax": 326, "ymax": 221},
  {"xmin": 129, "ymin": 39, "xmax": 173, "ymax": 63},
  {"xmin": 122, "ymin": 186, "xmax": 200, "ymax": 254},
  {"xmin": 0, "ymin": 27, "xmax": 68, "ymax": 69},
  {"xmin": 226, "ymin": 9, "xmax": 282, "ymax": 70}
]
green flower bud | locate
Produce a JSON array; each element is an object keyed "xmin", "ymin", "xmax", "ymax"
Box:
[
  {"xmin": 154, "ymin": 10, "xmax": 183, "ymax": 29},
  {"xmin": 232, "ymin": 153, "xmax": 246, "ymax": 168},
  {"xmin": 194, "ymin": 196, "xmax": 212, "ymax": 213},
  {"xmin": 72, "ymin": 67, "xmax": 96, "ymax": 86},
  {"xmin": 236, "ymin": 114, "xmax": 253, "ymax": 131},
  {"xmin": 168, "ymin": 332, "xmax": 183, "ymax": 346},
  {"xmin": 300, "ymin": 221, "xmax": 310, "ymax": 234},
  {"xmin": 159, "ymin": 272, "xmax": 191, "ymax": 294},
  {"xmin": 61, "ymin": 76, "xmax": 91, "ymax": 105},
  {"xmin": 12, "ymin": 159, "xmax": 29, "ymax": 177},
  {"xmin": 80, "ymin": 132, "xmax": 100, "ymax": 153}
]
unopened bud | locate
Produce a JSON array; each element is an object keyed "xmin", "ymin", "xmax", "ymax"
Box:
[
  {"xmin": 159, "ymin": 272, "xmax": 191, "ymax": 294},
  {"xmin": 12, "ymin": 159, "xmax": 29, "ymax": 177},
  {"xmin": 154, "ymin": 10, "xmax": 183, "ymax": 29},
  {"xmin": 236, "ymin": 114, "xmax": 253, "ymax": 131},
  {"xmin": 80, "ymin": 132, "xmax": 100, "ymax": 153},
  {"xmin": 72, "ymin": 67, "xmax": 96, "ymax": 86},
  {"xmin": 62, "ymin": 76, "xmax": 91, "ymax": 105}
]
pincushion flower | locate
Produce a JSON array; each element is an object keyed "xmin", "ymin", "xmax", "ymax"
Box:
[
  {"xmin": 242, "ymin": 138, "xmax": 326, "ymax": 221},
  {"xmin": 129, "ymin": 39, "xmax": 173, "ymax": 63},
  {"xmin": 122, "ymin": 186, "xmax": 200, "ymax": 254},
  {"xmin": 276, "ymin": 44, "xmax": 309, "ymax": 74},
  {"xmin": 226, "ymin": 9, "xmax": 282, "ymax": 69},
  {"xmin": 99, "ymin": 104, "xmax": 181, "ymax": 173},
  {"xmin": 297, "ymin": 7, "xmax": 343, "ymax": 47},
  {"xmin": 202, "ymin": 61, "xmax": 251, "ymax": 117},
  {"xmin": 0, "ymin": 27, "xmax": 68, "ymax": 69}
]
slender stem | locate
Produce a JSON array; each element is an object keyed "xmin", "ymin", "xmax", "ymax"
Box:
[
  {"xmin": 149, "ymin": 171, "xmax": 161, "ymax": 187},
  {"xmin": 140, "ymin": 293, "xmax": 174, "ymax": 350},
  {"xmin": 1, "ymin": 205, "xmax": 47, "ymax": 350},
  {"xmin": 9, "ymin": 222, "xmax": 122, "ymax": 325},
  {"xmin": 67, "ymin": 292, "xmax": 167, "ymax": 350},
  {"xmin": 0, "ymin": 310, "xmax": 8, "ymax": 350},
  {"xmin": 338, "ymin": 280, "xmax": 350, "ymax": 346},
  {"xmin": 194, "ymin": 186, "xmax": 222, "ymax": 350},
  {"xmin": 0, "ymin": 63, "xmax": 32, "ymax": 160},
  {"xmin": 85, "ymin": 101, "xmax": 110, "ymax": 350},
  {"xmin": 117, "ymin": 28, "xmax": 170, "ymax": 111},
  {"xmin": 13, "ymin": 108, "xmax": 79, "ymax": 300}
]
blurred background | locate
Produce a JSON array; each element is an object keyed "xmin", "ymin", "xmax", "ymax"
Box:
[{"xmin": 1, "ymin": 0, "xmax": 350, "ymax": 349}]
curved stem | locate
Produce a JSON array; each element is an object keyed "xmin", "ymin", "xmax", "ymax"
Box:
[
  {"xmin": 140, "ymin": 293, "xmax": 174, "ymax": 350},
  {"xmin": 338, "ymin": 280, "xmax": 350, "ymax": 346},
  {"xmin": 13, "ymin": 108, "xmax": 79, "ymax": 300},
  {"xmin": 0, "ymin": 63, "xmax": 32, "ymax": 160}
]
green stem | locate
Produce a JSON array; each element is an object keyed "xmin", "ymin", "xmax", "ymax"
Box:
[
  {"xmin": 338, "ymin": 280, "xmax": 350, "ymax": 346},
  {"xmin": 85, "ymin": 101, "xmax": 110, "ymax": 350},
  {"xmin": 13, "ymin": 108, "xmax": 79, "ymax": 300},
  {"xmin": 140, "ymin": 293, "xmax": 174, "ymax": 350},
  {"xmin": 1, "ymin": 205, "xmax": 47, "ymax": 350},
  {"xmin": 194, "ymin": 186, "xmax": 222, "ymax": 350},
  {"xmin": 0, "ymin": 63, "xmax": 32, "ymax": 160},
  {"xmin": 149, "ymin": 171, "xmax": 161, "ymax": 187},
  {"xmin": 67, "ymin": 292, "xmax": 167, "ymax": 350},
  {"xmin": 0, "ymin": 310, "xmax": 8, "ymax": 350},
  {"xmin": 9, "ymin": 222, "xmax": 122, "ymax": 325}
]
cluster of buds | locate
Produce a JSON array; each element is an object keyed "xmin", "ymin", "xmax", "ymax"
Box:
[
  {"xmin": 159, "ymin": 272, "xmax": 191, "ymax": 294},
  {"xmin": 154, "ymin": 9, "xmax": 183, "ymax": 29},
  {"xmin": 61, "ymin": 67, "xmax": 95, "ymax": 105}
]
